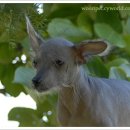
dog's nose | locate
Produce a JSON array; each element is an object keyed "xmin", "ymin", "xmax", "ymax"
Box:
[{"xmin": 32, "ymin": 77, "xmax": 41, "ymax": 86}]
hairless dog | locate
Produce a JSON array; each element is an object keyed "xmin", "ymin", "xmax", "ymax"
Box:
[{"xmin": 26, "ymin": 16, "xmax": 130, "ymax": 126}]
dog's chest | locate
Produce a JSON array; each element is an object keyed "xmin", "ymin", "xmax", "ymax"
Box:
[
  {"xmin": 59, "ymin": 87, "xmax": 101, "ymax": 126},
  {"xmin": 59, "ymin": 87, "xmax": 84, "ymax": 113}
]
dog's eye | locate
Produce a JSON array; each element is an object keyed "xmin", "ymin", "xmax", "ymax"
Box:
[
  {"xmin": 55, "ymin": 59, "xmax": 64, "ymax": 66},
  {"xmin": 33, "ymin": 60, "xmax": 38, "ymax": 67}
]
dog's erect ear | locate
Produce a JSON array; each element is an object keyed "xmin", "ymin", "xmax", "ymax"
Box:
[
  {"xmin": 72, "ymin": 40, "xmax": 108, "ymax": 64},
  {"xmin": 26, "ymin": 16, "xmax": 44, "ymax": 52}
]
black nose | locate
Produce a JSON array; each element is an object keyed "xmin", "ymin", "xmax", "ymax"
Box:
[{"xmin": 32, "ymin": 77, "xmax": 41, "ymax": 86}]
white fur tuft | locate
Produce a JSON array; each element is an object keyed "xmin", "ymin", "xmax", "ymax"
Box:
[{"xmin": 98, "ymin": 40, "xmax": 113, "ymax": 56}]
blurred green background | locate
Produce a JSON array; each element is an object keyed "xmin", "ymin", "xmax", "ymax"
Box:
[{"xmin": 1, "ymin": 3, "xmax": 130, "ymax": 127}]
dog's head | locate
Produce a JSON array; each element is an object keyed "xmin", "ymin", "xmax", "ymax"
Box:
[{"xmin": 26, "ymin": 16, "xmax": 108, "ymax": 92}]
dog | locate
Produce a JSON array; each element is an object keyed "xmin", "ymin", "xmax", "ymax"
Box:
[{"xmin": 26, "ymin": 16, "xmax": 130, "ymax": 126}]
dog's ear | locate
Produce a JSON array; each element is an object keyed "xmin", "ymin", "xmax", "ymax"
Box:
[
  {"xmin": 72, "ymin": 40, "xmax": 108, "ymax": 64},
  {"xmin": 26, "ymin": 16, "xmax": 44, "ymax": 53}
]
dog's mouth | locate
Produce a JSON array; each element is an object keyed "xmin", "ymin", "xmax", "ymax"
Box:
[{"xmin": 32, "ymin": 84, "xmax": 49, "ymax": 92}]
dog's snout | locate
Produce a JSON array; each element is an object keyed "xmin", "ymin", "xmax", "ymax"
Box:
[{"xmin": 32, "ymin": 77, "xmax": 41, "ymax": 86}]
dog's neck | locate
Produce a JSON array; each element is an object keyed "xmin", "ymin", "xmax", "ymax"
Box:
[{"xmin": 59, "ymin": 66, "xmax": 93, "ymax": 109}]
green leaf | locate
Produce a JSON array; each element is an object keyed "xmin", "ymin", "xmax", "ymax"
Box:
[
  {"xmin": 106, "ymin": 58, "xmax": 129, "ymax": 69},
  {"xmin": 0, "ymin": 42, "xmax": 16, "ymax": 64},
  {"xmin": 119, "ymin": 8, "xmax": 130, "ymax": 19},
  {"xmin": 13, "ymin": 66, "xmax": 36, "ymax": 87},
  {"xmin": 8, "ymin": 107, "xmax": 44, "ymax": 127},
  {"xmin": 123, "ymin": 35, "xmax": 130, "ymax": 56},
  {"xmin": 0, "ymin": 64, "xmax": 25, "ymax": 96},
  {"xmin": 36, "ymin": 93, "xmax": 59, "ymax": 126},
  {"xmin": 35, "ymin": 92, "xmax": 58, "ymax": 114},
  {"xmin": 44, "ymin": 4, "xmax": 83, "ymax": 19},
  {"xmin": 77, "ymin": 12, "xmax": 93, "ymax": 38},
  {"xmin": 96, "ymin": 10, "xmax": 122, "ymax": 33},
  {"xmin": 125, "ymin": 17, "xmax": 130, "ymax": 34},
  {"xmin": 109, "ymin": 67, "xmax": 127, "ymax": 80},
  {"xmin": 86, "ymin": 56, "xmax": 109, "ymax": 78},
  {"xmin": 22, "ymin": 37, "xmax": 31, "ymax": 52},
  {"xmin": 47, "ymin": 18, "xmax": 88, "ymax": 42},
  {"xmin": 120, "ymin": 64, "xmax": 130, "ymax": 78},
  {"xmin": 94, "ymin": 23, "xmax": 126, "ymax": 48}
]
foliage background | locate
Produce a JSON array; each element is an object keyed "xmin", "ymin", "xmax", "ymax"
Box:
[{"xmin": 1, "ymin": 3, "xmax": 130, "ymax": 126}]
